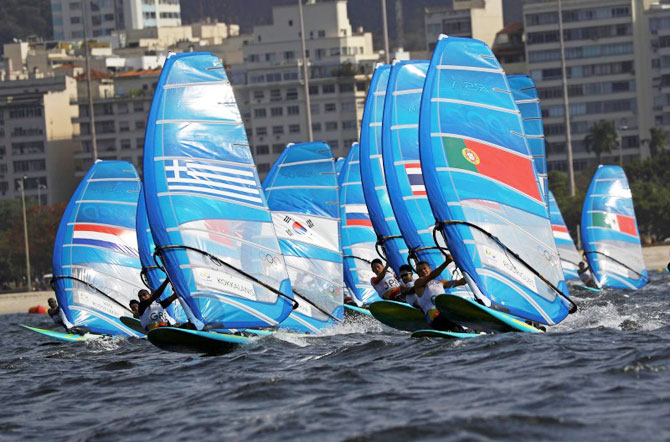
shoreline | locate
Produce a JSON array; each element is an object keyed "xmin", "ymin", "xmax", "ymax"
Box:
[{"xmin": 2, "ymin": 245, "xmax": 668, "ymax": 316}]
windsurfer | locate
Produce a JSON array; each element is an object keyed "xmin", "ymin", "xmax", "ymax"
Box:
[
  {"xmin": 398, "ymin": 264, "xmax": 418, "ymax": 307},
  {"xmin": 47, "ymin": 298, "xmax": 89, "ymax": 335},
  {"xmin": 413, "ymin": 258, "xmax": 467, "ymax": 332},
  {"xmin": 137, "ymin": 278, "xmax": 178, "ymax": 331},
  {"xmin": 129, "ymin": 300, "xmax": 140, "ymax": 319},
  {"xmin": 578, "ymin": 262, "xmax": 597, "ymax": 288},
  {"xmin": 370, "ymin": 258, "xmax": 402, "ymax": 300}
]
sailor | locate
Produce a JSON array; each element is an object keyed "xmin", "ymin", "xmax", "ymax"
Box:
[
  {"xmin": 413, "ymin": 257, "xmax": 468, "ymax": 332},
  {"xmin": 137, "ymin": 278, "xmax": 178, "ymax": 331},
  {"xmin": 398, "ymin": 264, "xmax": 418, "ymax": 308},
  {"xmin": 578, "ymin": 262, "xmax": 598, "ymax": 288},
  {"xmin": 129, "ymin": 300, "xmax": 140, "ymax": 319},
  {"xmin": 370, "ymin": 258, "xmax": 402, "ymax": 301},
  {"xmin": 47, "ymin": 298, "xmax": 74, "ymax": 331}
]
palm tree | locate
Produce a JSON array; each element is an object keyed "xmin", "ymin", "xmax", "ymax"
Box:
[
  {"xmin": 648, "ymin": 127, "xmax": 667, "ymax": 157},
  {"xmin": 584, "ymin": 121, "xmax": 618, "ymax": 164}
]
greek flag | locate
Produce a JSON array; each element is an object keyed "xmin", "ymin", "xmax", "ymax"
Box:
[{"xmin": 164, "ymin": 159, "xmax": 264, "ymax": 206}]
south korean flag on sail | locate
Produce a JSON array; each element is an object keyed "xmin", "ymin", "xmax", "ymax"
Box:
[{"xmin": 271, "ymin": 212, "xmax": 339, "ymax": 253}]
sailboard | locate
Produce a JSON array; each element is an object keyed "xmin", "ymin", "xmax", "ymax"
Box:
[
  {"xmin": 339, "ymin": 143, "xmax": 380, "ymax": 305},
  {"xmin": 508, "ymin": 75, "xmax": 548, "ymax": 202},
  {"xmin": 359, "ymin": 63, "xmax": 409, "ymax": 273},
  {"xmin": 418, "ymin": 35, "xmax": 574, "ymax": 327},
  {"xmin": 263, "ymin": 142, "xmax": 344, "ymax": 333},
  {"xmin": 51, "ymin": 160, "xmax": 144, "ymax": 337},
  {"xmin": 548, "ymin": 191, "xmax": 581, "ymax": 280},
  {"xmin": 382, "ymin": 59, "xmax": 467, "ymax": 292},
  {"xmin": 581, "ymin": 165, "xmax": 647, "ymax": 289},
  {"xmin": 142, "ymin": 52, "xmax": 294, "ymax": 333},
  {"xmin": 368, "ymin": 300, "xmax": 429, "ymax": 332},
  {"xmin": 136, "ymin": 186, "xmax": 185, "ymax": 323},
  {"xmin": 147, "ymin": 327, "xmax": 253, "ymax": 355},
  {"xmin": 410, "ymin": 329, "xmax": 480, "ymax": 339},
  {"xmin": 20, "ymin": 324, "xmax": 103, "ymax": 342}
]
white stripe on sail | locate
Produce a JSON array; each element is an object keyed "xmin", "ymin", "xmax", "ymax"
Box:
[
  {"xmin": 167, "ymin": 185, "xmax": 263, "ymax": 203},
  {"xmin": 345, "ymin": 204, "xmax": 369, "ymax": 213}
]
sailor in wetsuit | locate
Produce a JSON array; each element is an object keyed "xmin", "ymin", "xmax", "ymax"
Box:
[
  {"xmin": 578, "ymin": 262, "xmax": 598, "ymax": 288},
  {"xmin": 137, "ymin": 278, "xmax": 178, "ymax": 331},
  {"xmin": 413, "ymin": 257, "xmax": 468, "ymax": 332},
  {"xmin": 47, "ymin": 298, "xmax": 89, "ymax": 334},
  {"xmin": 370, "ymin": 258, "xmax": 402, "ymax": 301}
]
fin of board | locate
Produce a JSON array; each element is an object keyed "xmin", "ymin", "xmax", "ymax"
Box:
[
  {"xmin": 147, "ymin": 327, "xmax": 253, "ymax": 354},
  {"xmin": 20, "ymin": 324, "xmax": 102, "ymax": 342},
  {"xmin": 434, "ymin": 295, "xmax": 543, "ymax": 333},
  {"xmin": 119, "ymin": 316, "xmax": 145, "ymax": 335},
  {"xmin": 410, "ymin": 329, "xmax": 480, "ymax": 339},
  {"xmin": 369, "ymin": 300, "xmax": 428, "ymax": 332}
]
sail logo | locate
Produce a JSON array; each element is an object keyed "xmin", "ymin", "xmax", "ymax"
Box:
[
  {"xmin": 292, "ymin": 221, "xmax": 308, "ymax": 235},
  {"xmin": 164, "ymin": 159, "xmax": 264, "ymax": 207},
  {"xmin": 462, "ymin": 148, "xmax": 480, "ymax": 165},
  {"xmin": 591, "ymin": 211, "xmax": 637, "ymax": 236},
  {"xmin": 71, "ymin": 223, "xmax": 138, "ymax": 257},
  {"xmin": 404, "ymin": 163, "xmax": 426, "ymax": 196},
  {"xmin": 551, "ymin": 224, "xmax": 572, "ymax": 241},
  {"xmin": 344, "ymin": 204, "xmax": 372, "ymax": 227}
]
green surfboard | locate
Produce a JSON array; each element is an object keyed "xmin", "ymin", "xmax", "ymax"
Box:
[
  {"xmin": 369, "ymin": 300, "xmax": 429, "ymax": 332},
  {"xmin": 119, "ymin": 316, "xmax": 145, "ymax": 335},
  {"xmin": 344, "ymin": 303, "xmax": 372, "ymax": 318},
  {"xmin": 434, "ymin": 294, "xmax": 543, "ymax": 333},
  {"xmin": 147, "ymin": 327, "xmax": 253, "ymax": 355},
  {"xmin": 20, "ymin": 324, "xmax": 103, "ymax": 342},
  {"xmin": 411, "ymin": 329, "xmax": 481, "ymax": 339}
]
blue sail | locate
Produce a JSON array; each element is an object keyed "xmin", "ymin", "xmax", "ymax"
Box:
[
  {"xmin": 52, "ymin": 160, "xmax": 143, "ymax": 336},
  {"xmin": 419, "ymin": 36, "xmax": 570, "ymax": 325},
  {"xmin": 135, "ymin": 186, "xmax": 185, "ymax": 321},
  {"xmin": 548, "ymin": 191, "xmax": 581, "ymax": 280},
  {"xmin": 262, "ymin": 142, "xmax": 344, "ymax": 333},
  {"xmin": 581, "ymin": 166, "xmax": 647, "ymax": 289},
  {"xmin": 339, "ymin": 143, "xmax": 380, "ymax": 305},
  {"xmin": 335, "ymin": 157, "xmax": 345, "ymax": 176},
  {"xmin": 508, "ymin": 75, "xmax": 548, "ymax": 202},
  {"xmin": 359, "ymin": 64, "xmax": 409, "ymax": 273},
  {"xmin": 143, "ymin": 52, "xmax": 294, "ymax": 330}
]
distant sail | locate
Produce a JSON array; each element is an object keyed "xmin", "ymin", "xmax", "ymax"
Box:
[
  {"xmin": 419, "ymin": 36, "xmax": 571, "ymax": 325},
  {"xmin": 143, "ymin": 52, "xmax": 294, "ymax": 330},
  {"xmin": 263, "ymin": 142, "xmax": 344, "ymax": 333},
  {"xmin": 339, "ymin": 143, "xmax": 380, "ymax": 305},
  {"xmin": 548, "ymin": 191, "xmax": 581, "ymax": 280},
  {"xmin": 581, "ymin": 165, "xmax": 647, "ymax": 289},
  {"xmin": 359, "ymin": 63, "xmax": 409, "ymax": 273},
  {"xmin": 508, "ymin": 75, "xmax": 548, "ymax": 202},
  {"xmin": 136, "ymin": 186, "xmax": 185, "ymax": 321},
  {"xmin": 52, "ymin": 161, "xmax": 143, "ymax": 336}
]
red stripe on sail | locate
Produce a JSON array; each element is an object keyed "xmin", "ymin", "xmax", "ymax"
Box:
[
  {"xmin": 551, "ymin": 225, "xmax": 568, "ymax": 233},
  {"xmin": 347, "ymin": 219, "xmax": 373, "ymax": 227},
  {"xmin": 74, "ymin": 223, "xmax": 127, "ymax": 236},
  {"xmin": 616, "ymin": 214, "xmax": 637, "ymax": 236}
]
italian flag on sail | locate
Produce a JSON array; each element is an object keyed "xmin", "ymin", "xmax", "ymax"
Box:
[
  {"xmin": 442, "ymin": 137, "xmax": 542, "ymax": 202},
  {"xmin": 591, "ymin": 211, "xmax": 637, "ymax": 236}
]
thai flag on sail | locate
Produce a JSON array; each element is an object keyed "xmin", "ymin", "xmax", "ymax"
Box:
[
  {"xmin": 404, "ymin": 163, "xmax": 426, "ymax": 196},
  {"xmin": 164, "ymin": 159, "xmax": 264, "ymax": 207},
  {"xmin": 345, "ymin": 204, "xmax": 372, "ymax": 227},
  {"xmin": 72, "ymin": 223, "xmax": 138, "ymax": 257}
]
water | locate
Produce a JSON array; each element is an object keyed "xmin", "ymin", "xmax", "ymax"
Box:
[{"xmin": 1, "ymin": 275, "xmax": 669, "ymax": 441}]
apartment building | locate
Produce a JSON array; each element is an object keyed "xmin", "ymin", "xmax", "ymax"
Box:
[
  {"xmin": 229, "ymin": 0, "xmax": 379, "ymax": 178},
  {"xmin": 524, "ymin": 0, "xmax": 654, "ymax": 172},
  {"xmin": 51, "ymin": 0, "xmax": 181, "ymax": 41},
  {"xmin": 0, "ymin": 76, "xmax": 79, "ymax": 204},
  {"xmin": 648, "ymin": 3, "xmax": 670, "ymax": 134},
  {"xmin": 424, "ymin": 0, "xmax": 504, "ymax": 52}
]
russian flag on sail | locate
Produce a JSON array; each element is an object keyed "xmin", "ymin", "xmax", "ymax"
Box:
[
  {"xmin": 72, "ymin": 223, "xmax": 138, "ymax": 256},
  {"xmin": 345, "ymin": 204, "xmax": 372, "ymax": 227},
  {"xmin": 164, "ymin": 159, "xmax": 264, "ymax": 207},
  {"xmin": 404, "ymin": 163, "xmax": 426, "ymax": 196}
]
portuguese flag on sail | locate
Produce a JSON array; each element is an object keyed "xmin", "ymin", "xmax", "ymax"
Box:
[
  {"xmin": 591, "ymin": 211, "xmax": 637, "ymax": 236},
  {"xmin": 442, "ymin": 137, "xmax": 542, "ymax": 202}
]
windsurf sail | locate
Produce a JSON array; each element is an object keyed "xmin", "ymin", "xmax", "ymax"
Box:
[
  {"xmin": 52, "ymin": 160, "xmax": 143, "ymax": 336},
  {"xmin": 142, "ymin": 52, "xmax": 294, "ymax": 330},
  {"xmin": 581, "ymin": 165, "xmax": 647, "ymax": 289},
  {"xmin": 419, "ymin": 35, "xmax": 573, "ymax": 325},
  {"xmin": 263, "ymin": 142, "xmax": 344, "ymax": 333},
  {"xmin": 335, "ymin": 157, "xmax": 345, "ymax": 176},
  {"xmin": 508, "ymin": 75, "xmax": 548, "ymax": 202},
  {"xmin": 339, "ymin": 143, "xmax": 380, "ymax": 305},
  {"xmin": 359, "ymin": 63, "xmax": 409, "ymax": 273},
  {"xmin": 136, "ymin": 186, "xmax": 185, "ymax": 321},
  {"xmin": 548, "ymin": 190, "xmax": 581, "ymax": 280}
]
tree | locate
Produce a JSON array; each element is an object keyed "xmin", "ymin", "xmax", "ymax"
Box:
[
  {"xmin": 584, "ymin": 121, "xmax": 618, "ymax": 164},
  {"xmin": 648, "ymin": 127, "xmax": 667, "ymax": 157}
]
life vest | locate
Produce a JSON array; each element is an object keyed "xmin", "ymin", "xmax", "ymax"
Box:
[
  {"xmin": 140, "ymin": 301, "xmax": 176, "ymax": 331},
  {"xmin": 401, "ymin": 279, "xmax": 417, "ymax": 306},
  {"xmin": 417, "ymin": 279, "xmax": 444, "ymax": 321},
  {"xmin": 371, "ymin": 271, "xmax": 400, "ymax": 299}
]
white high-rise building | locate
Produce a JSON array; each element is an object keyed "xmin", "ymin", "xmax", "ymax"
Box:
[
  {"xmin": 51, "ymin": 0, "xmax": 181, "ymax": 41},
  {"xmin": 229, "ymin": 0, "xmax": 379, "ymax": 178}
]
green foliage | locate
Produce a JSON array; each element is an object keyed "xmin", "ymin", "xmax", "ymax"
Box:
[
  {"xmin": 0, "ymin": 0, "xmax": 52, "ymax": 52},
  {"xmin": 648, "ymin": 127, "xmax": 667, "ymax": 158},
  {"xmin": 584, "ymin": 121, "xmax": 619, "ymax": 164}
]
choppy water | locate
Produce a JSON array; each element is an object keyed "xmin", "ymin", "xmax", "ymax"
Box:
[{"xmin": 1, "ymin": 275, "xmax": 669, "ymax": 442}]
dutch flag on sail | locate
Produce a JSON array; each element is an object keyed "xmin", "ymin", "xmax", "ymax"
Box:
[
  {"xmin": 164, "ymin": 159, "xmax": 264, "ymax": 206},
  {"xmin": 405, "ymin": 163, "xmax": 426, "ymax": 196},
  {"xmin": 72, "ymin": 224, "xmax": 138, "ymax": 257}
]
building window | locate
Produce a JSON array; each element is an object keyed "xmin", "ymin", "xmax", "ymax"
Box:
[
  {"xmin": 289, "ymin": 124, "xmax": 300, "ymax": 133},
  {"xmin": 272, "ymin": 126, "xmax": 284, "ymax": 135},
  {"xmin": 342, "ymin": 120, "xmax": 356, "ymax": 130},
  {"xmin": 339, "ymin": 83, "xmax": 354, "ymax": 93},
  {"xmin": 309, "ymin": 85, "xmax": 319, "ymax": 95},
  {"xmin": 287, "ymin": 105, "xmax": 300, "ymax": 115},
  {"xmin": 286, "ymin": 88, "xmax": 298, "ymax": 100},
  {"xmin": 318, "ymin": 30, "xmax": 326, "ymax": 37},
  {"xmin": 254, "ymin": 108, "xmax": 267, "ymax": 118},
  {"xmin": 256, "ymin": 127, "xmax": 267, "ymax": 136},
  {"xmin": 341, "ymin": 102, "xmax": 355, "ymax": 112},
  {"xmin": 256, "ymin": 145, "xmax": 269, "ymax": 155},
  {"xmin": 325, "ymin": 121, "xmax": 338, "ymax": 131},
  {"xmin": 11, "ymin": 142, "xmax": 44, "ymax": 155},
  {"xmin": 270, "ymin": 89, "xmax": 282, "ymax": 102},
  {"xmin": 135, "ymin": 120, "xmax": 145, "ymax": 130},
  {"xmin": 119, "ymin": 121, "xmax": 130, "ymax": 132},
  {"xmin": 312, "ymin": 122, "xmax": 322, "ymax": 132},
  {"xmin": 121, "ymin": 139, "xmax": 131, "ymax": 150},
  {"xmin": 134, "ymin": 102, "xmax": 144, "ymax": 112},
  {"xmin": 13, "ymin": 159, "xmax": 45, "ymax": 172},
  {"xmin": 273, "ymin": 144, "xmax": 284, "ymax": 154},
  {"xmin": 137, "ymin": 138, "xmax": 145, "ymax": 148},
  {"xmin": 322, "ymin": 84, "xmax": 335, "ymax": 94},
  {"xmin": 271, "ymin": 107, "xmax": 283, "ymax": 117},
  {"xmin": 253, "ymin": 90, "xmax": 264, "ymax": 100},
  {"xmin": 9, "ymin": 107, "xmax": 42, "ymax": 119},
  {"xmin": 324, "ymin": 103, "xmax": 337, "ymax": 113}
]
